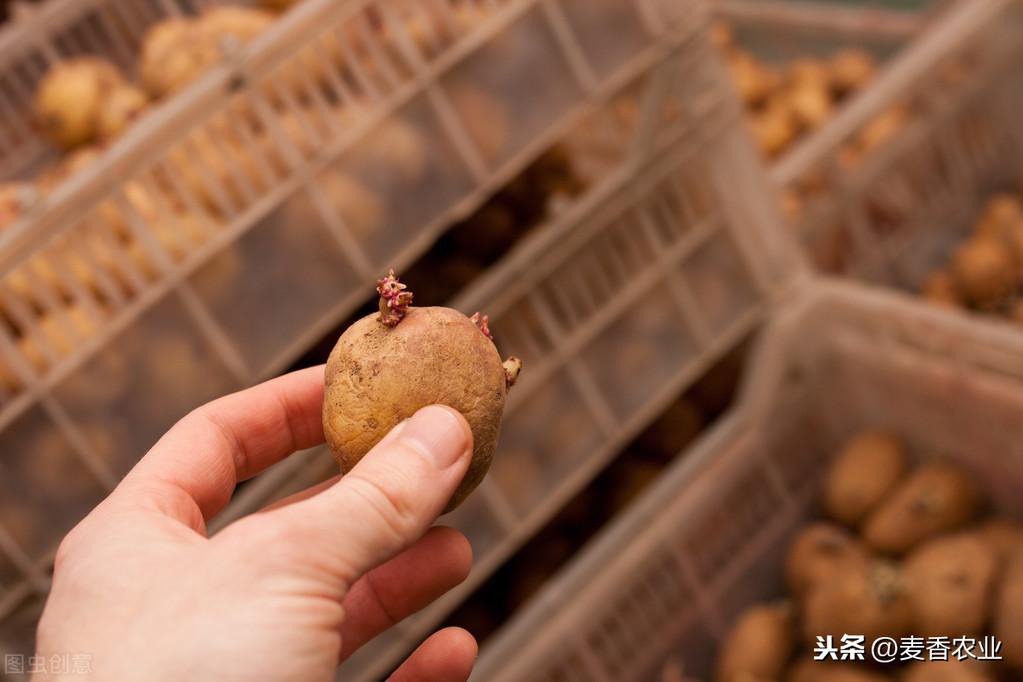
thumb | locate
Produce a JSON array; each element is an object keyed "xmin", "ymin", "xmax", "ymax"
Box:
[{"xmin": 266, "ymin": 405, "xmax": 473, "ymax": 588}]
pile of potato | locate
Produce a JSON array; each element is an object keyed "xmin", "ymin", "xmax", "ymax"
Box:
[
  {"xmin": 711, "ymin": 430, "xmax": 1022, "ymax": 682},
  {"xmin": 715, "ymin": 22, "xmax": 915, "ymax": 225},
  {"xmin": 714, "ymin": 23, "xmax": 878, "ymax": 161},
  {"xmin": 0, "ymin": 0, "xmax": 519, "ymax": 390},
  {"xmin": 922, "ymin": 190, "xmax": 1023, "ymax": 322}
]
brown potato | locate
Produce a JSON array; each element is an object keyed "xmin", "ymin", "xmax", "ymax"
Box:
[
  {"xmin": 750, "ymin": 99, "xmax": 796, "ymax": 158},
  {"xmin": 785, "ymin": 522, "xmax": 869, "ymax": 598},
  {"xmin": 348, "ymin": 117, "xmax": 428, "ymax": 184},
  {"xmin": 323, "ymin": 274, "xmax": 518, "ymax": 512},
  {"xmin": 859, "ymin": 107, "xmax": 907, "ymax": 154},
  {"xmin": 801, "ymin": 560, "xmax": 914, "ymax": 644},
  {"xmin": 974, "ymin": 517, "xmax": 1023, "ymax": 562},
  {"xmin": 139, "ymin": 19, "xmax": 219, "ymax": 98},
  {"xmin": 993, "ymin": 553, "xmax": 1023, "ymax": 668},
  {"xmin": 974, "ymin": 194, "xmax": 1023, "ymax": 236},
  {"xmin": 788, "ymin": 81, "xmax": 832, "ymax": 131},
  {"xmin": 788, "ymin": 660, "xmax": 891, "ymax": 682},
  {"xmin": 730, "ymin": 52, "xmax": 780, "ymax": 107},
  {"xmin": 921, "ymin": 270, "xmax": 963, "ymax": 309},
  {"xmin": 901, "ymin": 659, "xmax": 993, "ymax": 682},
  {"xmin": 830, "ymin": 49, "xmax": 876, "ymax": 95},
  {"xmin": 788, "ymin": 59, "xmax": 830, "ymax": 88},
  {"xmin": 949, "ymin": 236, "xmax": 1018, "ymax": 308},
  {"xmin": 824, "ymin": 431, "xmax": 908, "ymax": 527},
  {"xmin": 96, "ymin": 85, "xmax": 148, "ymax": 141},
  {"xmin": 716, "ymin": 602, "xmax": 794, "ymax": 682},
  {"xmin": 904, "ymin": 533, "xmax": 998, "ymax": 637},
  {"xmin": 446, "ymin": 85, "xmax": 511, "ymax": 163},
  {"xmin": 34, "ymin": 58, "xmax": 125, "ymax": 149},
  {"xmin": 862, "ymin": 462, "xmax": 982, "ymax": 555}
]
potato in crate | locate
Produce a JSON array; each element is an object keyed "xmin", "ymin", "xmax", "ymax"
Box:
[{"xmin": 472, "ymin": 282, "xmax": 1023, "ymax": 681}]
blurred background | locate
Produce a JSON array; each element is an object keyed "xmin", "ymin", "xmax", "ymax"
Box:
[{"xmin": 1, "ymin": 0, "xmax": 1023, "ymax": 680}]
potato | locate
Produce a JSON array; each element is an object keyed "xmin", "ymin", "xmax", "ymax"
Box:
[
  {"xmin": 830, "ymin": 49, "xmax": 876, "ymax": 95},
  {"xmin": 975, "ymin": 517, "xmax": 1023, "ymax": 562},
  {"xmin": 34, "ymin": 58, "xmax": 125, "ymax": 149},
  {"xmin": 921, "ymin": 270, "xmax": 963, "ymax": 309},
  {"xmin": 96, "ymin": 85, "xmax": 148, "ymax": 141},
  {"xmin": 993, "ymin": 552, "xmax": 1023, "ymax": 667},
  {"xmin": 904, "ymin": 533, "xmax": 998, "ymax": 637},
  {"xmin": 711, "ymin": 22, "xmax": 736, "ymax": 53},
  {"xmin": 288, "ymin": 169, "xmax": 384, "ymax": 241},
  {"xmin": 788, "ymin": 81, "xmax": 832, "ymax": 131},
  {"xmin": 862, "ymin": 462, "xmax": 982, "ymax": 555},
  {"xmin": 824, "ymin": 431, "xmax": 908, "ymax": 527},
  {"xmin": 801, "ymin": 560, "xmax": 914, "ymax": 644},
  {"xmin": 142, "ymin": 8, "xmax": 272, "ymax": 98},
  {"xmin": 901, "ymin": 659, "xmax": 993, "ymax": 682},
  {"xmin": 785, "ymin": 522, "xmax": 869, "ymax": 598},
  {"xmin": 729, "ymin": 52, "xmax": 780, "ymax": 107},
  {"xmin": 446, "ymin": 85, "xmax": 510, "ymax": 163},
  {"xmin": 139, "ymin": 19, "xmax": 218, "ymax": 98},
  {"xmin": 750, "ymin": 99, "xmax": 796, "ymax": 158},
  {"xmin": 348, "ymin": 117, "xmax": 428, "ymax": 184},
  {"xmin": 199, "ymin": 6, "xmax": 274, "ymax": 44},
  {"xmin": 975, "ymin": 194, "xmax": 1023, "ymax": 236},
  {"xmin": 788, "ymin": 59, "xmax": 830, "ymax": 88},
  {"xmin": 323, "ymin": 272, "xmax": 520, "ymax": 511},
  {"xmin": 949, "ymin": 236, "xmax": 1018, "ymax": 307},
  {"xmin": 859, "ymin": 107, "xmax": 907, "ymax": 154},
  {"xmin": 788, "ymin": 661, "xmax": 891, "ymax": 682},
  {"xmin": 716, "ymin": 602, "xmax": 794, "ymax": 682},
  {"xmin": 18, "ymin": 305, "xmax": 97, "ymax": 373}
]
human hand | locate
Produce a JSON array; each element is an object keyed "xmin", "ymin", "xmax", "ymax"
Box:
[{"xmin": 36, "ymin": 366, "xmax": 478, "ymax": 681}]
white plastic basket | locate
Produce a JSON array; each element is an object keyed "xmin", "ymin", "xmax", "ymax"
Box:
[
  {"xmin": 0, "ymin": 4, "xmax": 802, "ymax": 678},
  {"xmin": 771, "ymin": 0, "xmax": 1023, "ymax": 280},
  {"xmin": 473, "ymin": 280, "xmax": 1023, "ymax": 681}
]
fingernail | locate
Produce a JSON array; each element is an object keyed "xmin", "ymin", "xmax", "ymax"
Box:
[{"xmin": 401, "ymin": 406, "xmax": 470, "ymax": 469}]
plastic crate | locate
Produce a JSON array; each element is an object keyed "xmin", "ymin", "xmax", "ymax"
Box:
[
  {"xmin": 472, "ymin": 280, "xmax": 1023, "ymax": 681},
  {"xmin": 771, "ymin": 0, "xmax": 1023, "ymax": 279},
  {"xmin": 0, "ymin": 0, "xmax": 702, "ymax": 626},
  {"xmin": 203, "ymin": 33, "xmax": 795, "ymax": 676}
]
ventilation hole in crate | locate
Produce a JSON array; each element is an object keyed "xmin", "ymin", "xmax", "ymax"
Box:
[
  {"xmin": 770, "ymin": 410, "xmax": 830, "ymax": 502},
  {"xmin": 55, "ymin": 297, "xmax": 238, "ymax": 476},
  {"xmin": 582, "ymin": 286, "xmax": 697, "ymax": 421},
  {"xmin": 491, "ymin": 370, "xmax": 602, "ymax": 513},
  {"xmin": 441, "ymin": 6, "xmax": 582, "ymax": 167},
  {"xmin": 491, "ymin": 298, "xmax": 554, "ymax": 370},
  {"xmin": 678, "ymin": 232, "xmax": 758, "ymax": 335},
  {"xmin": 682, "ymin": 464, "xmax": 781, "ymax": 586},
  {"xmin": 190, "ymin": 202, "xmax": 359, "ymax": 373},
  {"xmin": 0, "ymin": 407, "xmax": 107, "ymax": 564}
]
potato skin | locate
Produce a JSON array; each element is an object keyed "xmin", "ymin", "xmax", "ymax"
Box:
[
  {"xmin": 824, "ymin": 431, "xmax": 908, "ymax": 527},
  {"xmin": 974, "ymin": 518, "xmax": 1023, "ymax": 563},
  {"xmin": 861, "ymin": 463, "xmax": 981, "ymax": 555},
  {"xmin": 904, "ymin": 533, "xmax": 998, "ymax": 638},
  {"xmin": 785, "ymin": 522, "xmax": 868, "ymax": 598},
  {"xmin": 323, "ymin": 306, "xmax": 507, "ymax": 511},
  {"xmin": 993, "ymin": 552, "xmax": 1023, "ymax": 668},
  {"xmin": 716, "ymin": 602, "xmax": 794, "ymax": 682},
  {"xmin": 801, "ymin": 560, "xmax": 914, "ymax": 645}
]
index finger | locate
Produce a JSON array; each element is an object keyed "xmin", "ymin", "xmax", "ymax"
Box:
[{"xmin": 116, "ymin": 365, "xmax": 326, "ymax": 524}]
